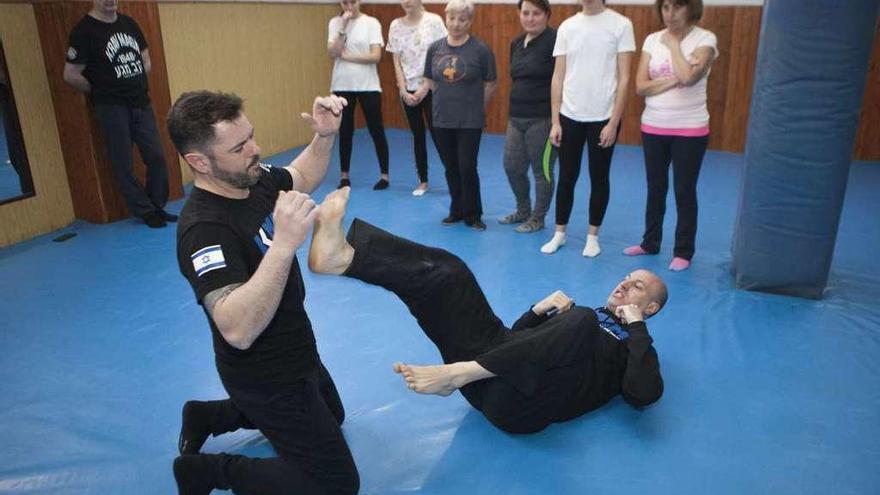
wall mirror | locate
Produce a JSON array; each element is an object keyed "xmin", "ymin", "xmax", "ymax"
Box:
[{"xmin": 0, "ymin": 38, "xmax": 35, "ymax": 206}]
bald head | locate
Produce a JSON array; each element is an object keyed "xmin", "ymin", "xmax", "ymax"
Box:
[{"xmin": 606, "ymin": 269, "xmax": 668, "ymax": 319}]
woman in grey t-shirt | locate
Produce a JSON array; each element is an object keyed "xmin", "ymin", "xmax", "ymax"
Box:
[{"xmin": 414, "ymin": 0, "xmax": 497, "ymax": 231}]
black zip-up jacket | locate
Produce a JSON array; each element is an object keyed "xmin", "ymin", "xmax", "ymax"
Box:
[{"xmin": 477, "ymin": 306, "xmax": 664, "ymax": 425}]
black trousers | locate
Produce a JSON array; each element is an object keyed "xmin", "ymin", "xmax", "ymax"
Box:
[
  {"xmin": 401, "ymin": 91, "xmax": 437, "ymax": 184},
  {"xmin": 555, "ymin": 115, "xmax": 617, "ymax": 227},
  {"xmin": 344, "ymin": 219, "xmax": 595, "ymax": 434},
  {"xmin": 199, "ymin": 363, "xmax": 359, "ymax": 495},
  {"xmin": 640, "ymin": 132, "xmax": 709, "ymax": 260},
  {"xmin": 334, "ymin": 91, "xmax": 389, "ymax": 175},
  {"xmin": 434, "ymin": 127, "xmax": 483, "ymax": 222},
  {"xmin": 93, "ymin": 103, "xmax": 169, "ymax": 217}
]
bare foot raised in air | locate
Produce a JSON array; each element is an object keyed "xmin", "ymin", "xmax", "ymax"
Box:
[{"xmin": 308, "ymin": 187, "xmax": 354, "ymax": 274}]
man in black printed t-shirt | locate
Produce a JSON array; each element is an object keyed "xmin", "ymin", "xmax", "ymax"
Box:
[
  {"xmin": 168, "ymin": 90, "xmax": 355, "ymax": 495},
  {"xmin": 63, "ymin": 0, "xmax": 174, "ymax": 228}
]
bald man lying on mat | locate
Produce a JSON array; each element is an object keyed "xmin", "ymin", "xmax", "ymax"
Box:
[{"xmin": 308, "ymin": 187, "xmax": 666, "ymax": 433}]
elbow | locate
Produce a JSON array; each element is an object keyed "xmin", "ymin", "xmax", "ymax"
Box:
[
  {"xmin": 680, "ymin": 76, "xmax": 699, "ymax": 88},
  {"xmin": 623, "ymin": 380, "xmax": 664, "ymax": 408},
  {"xmin": 226, "ymin": 332, "xmax": 254, "ymax": 351},
  {"xmin": 216, "ymin": 322, "xmax": 254, "ymax": 351}
]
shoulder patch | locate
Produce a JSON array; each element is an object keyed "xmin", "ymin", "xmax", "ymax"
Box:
[{"xmin": 191, "ymin": 245, "xmax": 226, "ymax": 277}]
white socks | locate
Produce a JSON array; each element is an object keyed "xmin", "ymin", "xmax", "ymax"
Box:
[
  {"xmin": 541, "ymin": 233, "xmax": 601, "ymax": 257},
  {"xmin": 541, "ymin": 232, "xmax": 566, "ymax": 254},
  {"xmin": 582, "ymin": 234, "xmax": 601, "ymax": 257}
]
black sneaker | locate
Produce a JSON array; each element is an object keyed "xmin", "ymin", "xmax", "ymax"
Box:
[
  {"xmin": 140, "ymin": 211, "xmax": 167, "ymax": 228},
  {"xmin": 173, "ymin": 455, "xmax": 219, "ymax": 495},
  {"xmin": 338, "ymin": 178, "xmax": 351, "ymax": 189},
  {"xmin": 179, "ymin": 401, "xmax": 213, "ymax": 455},
  {"xmin": 441, "ymin": 215, "xmax": 462, "ymax": 225},
  {"xmin": 157, "ymin": 209, "xmax": 178, "ymax": 222},
  {"xmin": 466, "ymin": 219, "xmax": 486, "ymax": 231},
  {"xmin": 372, "ymin": 178, "xmax": 389, "ymax": 190}
]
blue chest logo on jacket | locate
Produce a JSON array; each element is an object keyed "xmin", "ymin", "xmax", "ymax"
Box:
[{"xmin": 596, "ymin": 308, "xmax": 629, "ymax": 341}]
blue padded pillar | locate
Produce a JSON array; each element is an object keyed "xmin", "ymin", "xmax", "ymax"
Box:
[{"xmin": 731, "ymin": 0, "xmax": 879, "ymax": 299}]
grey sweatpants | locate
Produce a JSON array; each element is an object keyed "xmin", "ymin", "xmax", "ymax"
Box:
[{"xmin": 502, "ymin": 116, "xmax": 556, "ymax": 221}]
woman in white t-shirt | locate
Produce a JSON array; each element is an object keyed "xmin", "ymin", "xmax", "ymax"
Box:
[
  {"xmin": 328, "ymin": 0, "xmax": 391, "ymax": 190},
  {"xmin": 541, "ymin": 0, "xmax": 635, "ymax": 257},
  {"xmin": 623, "ymin": 0, "xmax": 717, "ymax": 272},
  {"xmin": 387, "ymin": 0, "xmax": 447, "ymax": 196}
]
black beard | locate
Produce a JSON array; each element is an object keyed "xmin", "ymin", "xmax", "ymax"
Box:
[{"xmin": 209, "ymin": 157, "xmax": 261, "ymax": 189}]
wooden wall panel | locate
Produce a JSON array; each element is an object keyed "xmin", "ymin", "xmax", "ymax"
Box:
[
  {"xmin": 361, "ymin": 3, "xmax": 765, "ymax": 153},
  {"xmin": 719, "ymin": 6, "xmax": 761, "ymax": 153},
  {"xmin": 33, "ymin": 1, "xmax": 184, "ymax": 224},
  {"xmin": 0, "ymin": 4, "xmax": 75, "ymax": 247},
  {"xmin": 854, "ymin": 16, "xmax": 880, "ymax": 161},
  {"xmin": 158, "ymin": 2, "xmax": 339, "ymax": 184}
]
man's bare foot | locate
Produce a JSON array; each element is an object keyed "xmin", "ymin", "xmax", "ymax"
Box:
[
  {"xmin": 393, "ymin": 362, "xmax": 461, "ymax": 396},
  {"xmin": 308, "ymin": 187, "xmax": 354, "ymax": 274}
]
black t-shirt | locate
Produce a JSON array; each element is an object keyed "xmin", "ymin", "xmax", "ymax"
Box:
[
  {"xmin": 67, "ymin": 14, "xmax": 150, "ymax": 107},
  {"xmin": 176, "ymin": 166, "xmax": 318, "ymax": 387},
  {"xmin": 508, "ymin": 28, "xmax": 556, "ymax": 119}
]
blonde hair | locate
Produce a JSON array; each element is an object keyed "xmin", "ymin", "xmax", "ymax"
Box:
[{"xmin": 445, "ymin": 0, "xmax": 475, "ymax": 18}]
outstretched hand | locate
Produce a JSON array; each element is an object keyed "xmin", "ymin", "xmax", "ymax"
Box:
[{"xmin": 301, "ymin": 95, "xmax": 347, "ymax": 137}]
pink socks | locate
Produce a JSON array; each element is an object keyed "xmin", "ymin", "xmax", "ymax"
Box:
[
  {"xmin": 624, "ymin": 245, "xmax": 691, "ymax": 271},
  {"xmin": 669, "ymin": 257, "xmax": 690, "ymax": 271},
  {"xmin": 623, "ymin": 245, "xmax": 649, "ymax": 256}
]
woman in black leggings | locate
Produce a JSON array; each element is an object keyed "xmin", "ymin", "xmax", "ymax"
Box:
[
  {"xmin": 541, "ymin": 0, "xmax": 635, "ymax": 256},
  {"xmin": 328, "ymin": 0, "xmax": 391, "ymax": 190}
]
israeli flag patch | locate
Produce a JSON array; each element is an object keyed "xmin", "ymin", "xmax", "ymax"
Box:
[{"xmin": 191, "ymin": 245, "xmax": 226, "ymax": 277}]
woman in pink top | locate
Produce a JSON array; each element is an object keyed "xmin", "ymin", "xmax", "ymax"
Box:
[{"xmin": 624, "ymin": 0, "xmax": 717, "ymax": 272}]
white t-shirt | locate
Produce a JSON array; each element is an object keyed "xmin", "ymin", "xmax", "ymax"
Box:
[
  {"xmin": 328, "ymin": 14, "xmax": 384, "ymax": 92},
  {"xmin": 641, "ymin": 27, "xmax": 718, "ymax": 130},
  {"xmin": 553, "ymin": 9, "xmax": 636, "ymax": 122},
  {"xmin": 387, "ymin": 13, "xmax": 447, "ymax": 92}
]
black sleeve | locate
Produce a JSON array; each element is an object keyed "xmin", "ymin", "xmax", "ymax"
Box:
[
  {"xmin": 509, "ymin": 38, "xmax": 516, "ymax": 68},
  {"xmin": 178, "ymin": 223, "xmax": 250, "ymax": 304},
  {"xmin": 543, "ymin": 30, "xmax": 557, "ymax": 78},
  {"xmin": 67, "ymin": 24, "xmax": 90, "ymax": 65},
  {"xmin": 621, "ymin": 322, "xmax": 664, "ymax": 408},
  {"xmin": 129, "ymin": 16, "xmax": 149, "ymax": 51},
  {"xmin": 266, "ymin": 165, "xmax": 294, "ymax": 192},
  {"xmin": 511, "ymin": 307, "xmax": 550, "ymax": 332}
]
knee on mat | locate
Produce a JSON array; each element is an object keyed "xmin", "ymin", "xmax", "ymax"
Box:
[
  {"xmin": 301, "ymin": 462, "xmax": 359, "ymax": 495},
  {"xmin": 336, "ymin": 469, "xmax": 360, "ymax": 495}
]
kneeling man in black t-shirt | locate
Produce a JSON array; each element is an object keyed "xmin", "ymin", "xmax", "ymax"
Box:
[{"xmin": 168, "ymin": 90, "xmax": 357, "ymax": 495}]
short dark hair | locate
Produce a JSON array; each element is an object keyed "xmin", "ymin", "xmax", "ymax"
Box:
[
  {"xmin": 517, "ymin": 0, "xmax": 551, "ymax": 17},
  {"xmin": 655, "ymin": 0, "xmax": 703, "ymax": 24},
  {"xmin": 167, "ymin": 91, "xmax": 244, "ymax": 157}
]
